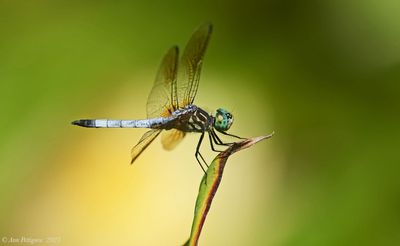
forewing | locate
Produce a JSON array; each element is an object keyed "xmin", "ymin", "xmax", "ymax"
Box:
[
  {"xmin": 161, "ymin": 129, "xmax": 186, "ymax": 150},
  {"xmin": 146, "ymin": 46, "xmax": 179, "ymax": 118},
  {"xmin": 131, "ymin": 129, "xmax": 162, "ymax": 164},
  {"xmin": 178, "ymin": 23, "xmax": 213, "ymax": 107}
]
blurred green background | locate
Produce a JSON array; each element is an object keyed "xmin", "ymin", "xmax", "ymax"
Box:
[{"xmin": 1, "ymin": 0, "xmax": 399, "ymax": 245}]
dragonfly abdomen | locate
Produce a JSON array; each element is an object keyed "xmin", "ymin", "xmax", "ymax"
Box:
[{"xmin": 72, "ymin": 118, "xmax": 171, "ymax": 128}]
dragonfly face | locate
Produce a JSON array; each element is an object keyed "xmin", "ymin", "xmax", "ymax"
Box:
[{"xmin": 213, "ymin": 108, "xmax": 234, "ymax": 133}]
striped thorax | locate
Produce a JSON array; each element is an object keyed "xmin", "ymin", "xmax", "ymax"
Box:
[{"xmin": 166, "ymin": 104, "xmax": 213, "ymax": 132}]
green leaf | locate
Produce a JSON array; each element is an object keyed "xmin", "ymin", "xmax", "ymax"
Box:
[{"xmin": 183, "ymin": 132, "xmax": 274, "ymax": 246}]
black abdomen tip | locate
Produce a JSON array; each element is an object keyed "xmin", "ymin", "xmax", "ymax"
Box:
[{"xmin": 71, "ymin": 119, "xmax": 95, "ymax": 127}]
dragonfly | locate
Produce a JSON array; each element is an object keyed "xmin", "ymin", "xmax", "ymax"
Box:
[{"xmin": 72, "ymin": 23, "xmax": 243, "ymax": 172}]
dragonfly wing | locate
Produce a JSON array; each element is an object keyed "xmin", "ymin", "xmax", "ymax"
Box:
[
  {"xmin": 146, "ymin": 46, "xmax": 179, "ymax": 118},
  {"xmin": 131, "ymin": 129, "xmax": 162, "ymax": 164},
  {"xmin": 178, "ymin": 23, "xmax": 213, "ymax": 107},
  {"xmin": 161, "ymin": 129, "xmax": 186, "ymax": 150}
]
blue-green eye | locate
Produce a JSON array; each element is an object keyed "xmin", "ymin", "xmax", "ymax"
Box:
[{"xmin": 214, "ymin": 108, "xmax": 234, "ymax": 132}]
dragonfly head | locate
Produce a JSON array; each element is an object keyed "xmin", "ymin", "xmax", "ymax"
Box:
[{"xmin": 213, "ymin": 108, "xmax": 233, "ymax": 132}]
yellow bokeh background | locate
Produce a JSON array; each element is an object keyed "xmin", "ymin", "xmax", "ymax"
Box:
[{"xmin": 1, "ymin": 1, "xmax": 399, "ymax": 245}]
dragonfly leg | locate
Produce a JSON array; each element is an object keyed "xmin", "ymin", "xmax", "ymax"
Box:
[
  {"xmin": 217, "ymin": 130, "xmax": 246, "ymax": 140},
  {"xmin": 211, "ymin": 129, "xmax": 232, "ymax": 146},
  {"xmin": 208, "ymin": 130, "xmax": 224, "ymax": 152},
  {"xmin": 195, "ymin": 132, "xmax": 209, "ymax": 173},
  {"xmin": 198, "ymin": 151, "xmax": 209, "ymax": 168}
]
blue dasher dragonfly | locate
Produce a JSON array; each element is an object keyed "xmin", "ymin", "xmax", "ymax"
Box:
[{"xmin": 72, "ymin": 23, "xmax": 242, "ymax": 172}]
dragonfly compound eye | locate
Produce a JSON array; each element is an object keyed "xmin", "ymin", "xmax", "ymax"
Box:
[{"xmin": 214, "ymin": 108, "xmax": 234, "ymax": 132}]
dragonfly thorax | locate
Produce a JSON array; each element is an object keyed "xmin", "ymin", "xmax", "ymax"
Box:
[
  {"xmin": 213, "ymin": 108, "xmax": 233, "ymax": 132},
  {"xmin": 166, "ymin": 105, "xmax": 213, "ymax": 132}
]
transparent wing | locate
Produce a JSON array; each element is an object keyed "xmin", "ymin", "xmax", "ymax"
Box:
[
  {"xmin": 131, "ymin": 129, "xmax": 162, "ymax": 164},
  {"xmin": 161, "ymin": 129, "xmax": 186, "ymax": 150},
  {"xmin": 146, "ymin": 46, "xmax": 179, "ymax": 118},
  {"xmin": 177, "ymin": 23, "xmax": 213, "ymax": 107}
]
